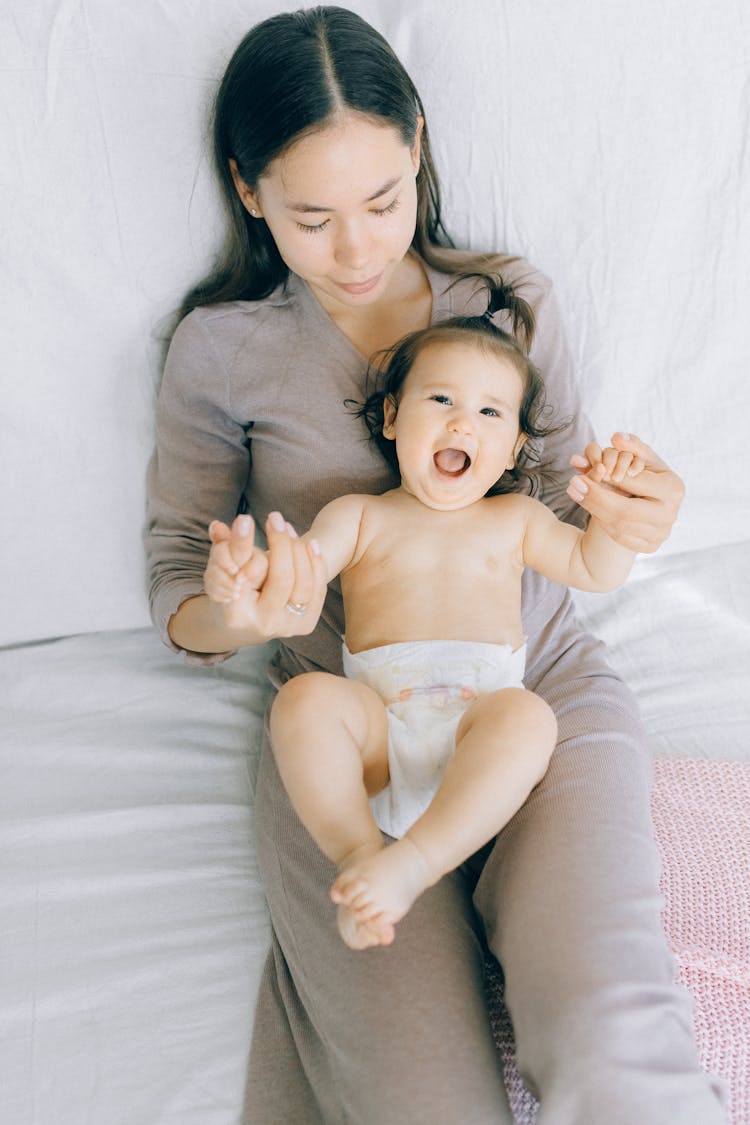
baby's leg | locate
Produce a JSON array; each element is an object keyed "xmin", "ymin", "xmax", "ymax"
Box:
[
  {"xmin": 332, "ymin": 688, "xmax": 557, "ymax": 940},
  {"xmin": 408, "ymin": 687, "xmax": 557, "ymax": 887},
  {"xmin": 269, "ymin": 672, "xmax": 392, "ymax": 948}
]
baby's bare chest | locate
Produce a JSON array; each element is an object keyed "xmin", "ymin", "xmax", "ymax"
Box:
[
  {"xmin": 341, "ymin": 504, "xmax": 525, "ymax": 648},
  {"xmin": 351, "ymin": 503, "xmax": 523, "ymax": 595}
]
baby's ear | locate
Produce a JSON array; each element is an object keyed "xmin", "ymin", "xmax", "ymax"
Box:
[
  {"xmin": 382, "ymin": 394, "xmax": 398, "ymax": 440},
  {"xmin": 507, "ymin": 432, "xmax": 528, "ymax": 469}
]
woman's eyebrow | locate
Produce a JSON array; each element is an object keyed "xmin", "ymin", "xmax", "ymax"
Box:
[{"xmin": 286, "ymin": 176, "xmax": 402, "ymax": 214}]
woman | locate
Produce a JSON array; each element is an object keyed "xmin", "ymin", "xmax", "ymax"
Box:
[{"xmin": 146, "ymin": 7, "xmax": 726, "ymax": 1122}]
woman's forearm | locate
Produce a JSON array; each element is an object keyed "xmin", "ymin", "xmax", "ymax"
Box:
[{"xmin": 168, "ymin": 593, "xmax": 270, "ymax": 655}]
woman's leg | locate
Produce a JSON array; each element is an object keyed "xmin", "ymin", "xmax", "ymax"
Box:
[
  {"xmin": 247, "ymin": 724, "xmax": 514, "ymax": 1125},
  {"xmin": 473, "ymin": 588, "xmax": 728, "ymax": 1124}
]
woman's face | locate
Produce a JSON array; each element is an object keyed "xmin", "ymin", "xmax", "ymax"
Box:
[{"xmin": 232, "ymin": 110, "xmax": 421, "ymax": 314}]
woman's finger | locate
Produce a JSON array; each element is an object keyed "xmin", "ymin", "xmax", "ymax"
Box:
[
  {"xmin": 229, "ymin": 514, "xmax": 256, "ymax": 569},
  {"xmin": 260, "ymin": 511, "xmax": 297, "ymax": 607},
  {"xmin": 257, "ymin": 513, "xmax": 316, "ymax": 631},
  {"xmin": 573, "ymin": 478, "xmax": 675, "ymax": 552},
  {"xmin": 610, "ymin": 432, "xmax": 668, "ymax": 471},
  {"xmin": 284, "ymin": 529, "xmax": 329, "ymax": 628},
  {"xmin": 285, "ymin": 523, "xmax": 318, "ymax": 610},
  {"xmin": 598, "ymin": 463, "xmax": 683, "ymax": 503},
  {"xmin": 569, "ymin": 453, "xmax": 590, "ymax": 471}
]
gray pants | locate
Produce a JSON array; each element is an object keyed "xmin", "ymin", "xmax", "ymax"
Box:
[{"xmin": 247, "ymin": 583, "xmax": 727, "ymax": 1124}]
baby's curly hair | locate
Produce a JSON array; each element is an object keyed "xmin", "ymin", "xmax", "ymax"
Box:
[{"xmin": 356, "ymin": 273, "xmax": 568, "ymax": 495}]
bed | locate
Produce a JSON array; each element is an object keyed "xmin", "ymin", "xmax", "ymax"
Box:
[{"xmin": 2, "ymin": 3, "xmax": 749, "ymax": 1122}]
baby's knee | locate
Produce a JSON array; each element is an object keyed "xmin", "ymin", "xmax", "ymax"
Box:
[
  {"xmin": 270, "ymin": 672, "xmax": 332, "ymax": 734},
  {"xmin": 484, "ymin": 687, "xmax": 558, "ymax": 757},
  {"xmin": 521, "ymin": 690, "xmax": 558, "ymax": 750}
]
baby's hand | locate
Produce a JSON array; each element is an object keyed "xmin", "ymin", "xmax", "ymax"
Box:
[
  {"xmin": 204, "ymin": 515, "xmax": 268, "ymax": 605},
  {"xmin": 568, "ymin": 433, "xmax": 646, "ymax": 504}
]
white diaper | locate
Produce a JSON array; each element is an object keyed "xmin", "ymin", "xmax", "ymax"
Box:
[{"xmin": 342, "ymin": 638, "xmax": 527, "ymax": 839}]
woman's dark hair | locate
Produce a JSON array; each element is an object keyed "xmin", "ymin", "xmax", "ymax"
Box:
[
  {"xmin": 357, "ymin": 274, "xmax": 567, "ymax": 495},
  {"xmin": 180, "ymin": 5, "xmax": 454, "ymax": 318}
]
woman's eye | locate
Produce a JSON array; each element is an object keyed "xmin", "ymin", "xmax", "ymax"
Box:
[
  {"xmin": 295, "ymin": 219, "xmax": 330, "ymax": 234},
  {"xmin": 372, "ymin": 198, "xmax": 401, "ymax": 217},
  {"xmin": 295, "ymin": 198, "xmax": 398, "ymax": 233}
]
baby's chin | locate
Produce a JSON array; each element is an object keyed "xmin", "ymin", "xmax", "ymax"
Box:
[{"xmin": 401, "ymin": 479, "xmax": 489, "ymax": 512}]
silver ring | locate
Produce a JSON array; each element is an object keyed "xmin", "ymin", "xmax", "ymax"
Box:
[{"xmin": 285, "ymin": 600, "xmax": 308, "ymax": 617}]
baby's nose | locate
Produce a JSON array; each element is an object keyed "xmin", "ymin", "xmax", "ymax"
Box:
[{"xmin": 448, "ymin": 411, "xmax": 473, "ymax": 434}]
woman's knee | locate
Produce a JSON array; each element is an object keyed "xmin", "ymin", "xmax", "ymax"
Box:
[{"xmin": 510, "ymin": 978, "xmax": 724, "ymax": 1123}]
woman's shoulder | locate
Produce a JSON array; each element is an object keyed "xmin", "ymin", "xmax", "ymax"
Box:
[
  {"xmin": 165, "ymin": 277, "xmax": 316, "ymax": 383},
  {"xmin": 157, "ymin": 282, "xmax": 314, "ymax": 413},
  {"xmin": 172, "ymin": 281, "xmax": 300, "ymax": 348}
]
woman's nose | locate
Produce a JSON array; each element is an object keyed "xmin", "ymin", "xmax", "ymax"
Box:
[{"xmin": 333, "ymin": 221, "xmax": 372, "ymax": 269}]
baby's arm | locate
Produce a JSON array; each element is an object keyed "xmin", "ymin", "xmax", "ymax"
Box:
[
  {"xmin": 301, "ymin": 493, "xmax": 369, "ymax": 583},
  {"xmin": 519, "ymin": 496, "xmax": 637, "ymax": 592},
  {"xmin": 519, "ymin": 444, "xmax": 648, "ymax": 591}
]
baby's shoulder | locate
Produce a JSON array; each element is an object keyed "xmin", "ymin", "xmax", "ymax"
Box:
[
  {"xmin": 322, "ymin": 492, "xmax": 371, "ymax": 519},
  {"xmin": 483, "ymin": 492, "xmax": 553, "ymax": 537},
  {"xmin": 485, "ymin": 491, "xmax": 538, "ymax": 518}
]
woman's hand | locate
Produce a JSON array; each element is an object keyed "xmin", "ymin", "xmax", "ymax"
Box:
[
  {"xmin": 205, "ymin": 511, "xmax": 328, "ymax": 639},
  {"xmin": 566, "ymin": 433, "xmax": 685, "ymax": 553}
]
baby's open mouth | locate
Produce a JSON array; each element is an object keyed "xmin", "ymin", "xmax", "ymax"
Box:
[{"xmin": 434, "ymin": 448, "xmax": 471, "ymax": 475}]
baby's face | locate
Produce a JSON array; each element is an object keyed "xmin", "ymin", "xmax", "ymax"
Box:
[{"xmin": 382, "ymin": 340, "xmax": 526, "ymax": 511}]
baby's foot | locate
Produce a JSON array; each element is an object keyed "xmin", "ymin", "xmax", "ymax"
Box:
[
  {"xmin": 335, "ymin": 902, "xmax": 395, "ymax": 950},
  {"xmin": 330, "ymin": 843, "xmax": 394, "ymax": 950},
  {"xmin": 330, "ymin": 837, "xmax": 430, "ymax": 949}
]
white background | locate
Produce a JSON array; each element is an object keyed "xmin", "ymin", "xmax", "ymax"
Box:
[{"xmin": 1, "ymin": 0, "xmax": 749, "ymax": 644}]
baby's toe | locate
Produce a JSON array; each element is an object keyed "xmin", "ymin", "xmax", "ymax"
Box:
[{"xmin": 330, "ymin": 872, "xmax": 359, "ymax": 903}]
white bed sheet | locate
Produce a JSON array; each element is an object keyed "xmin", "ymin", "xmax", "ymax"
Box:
[
  {"xmin": 2, "ymin": 542, "xmax": 748, "ymax": 1125},
  {"xmin": 2, "ymin": 632, "xmax": 274, "ymax": 1125}
]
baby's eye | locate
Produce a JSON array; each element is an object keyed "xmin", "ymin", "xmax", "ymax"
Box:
[
  {"xmin": 480, "ymin": 407, "xmax": 501, "ymax": 417},
  {"xmin": 430, "ymin": 394, "xmax": 452, "ymax": 405}
]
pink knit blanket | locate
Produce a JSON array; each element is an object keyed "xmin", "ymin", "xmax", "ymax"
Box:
[{"xmin": 487, "ymin": 759, "xmax": 750, "ymax": 1124}]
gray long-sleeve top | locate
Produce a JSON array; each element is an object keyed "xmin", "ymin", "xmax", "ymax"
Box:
[{"xmin": 146, "ymin": 258, "xmax": 593, "ymax": 682}]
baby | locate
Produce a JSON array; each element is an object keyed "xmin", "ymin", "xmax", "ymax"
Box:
[{"xmin": 205, "ymin": 280, "xmax": 645, "ymax": 950}]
